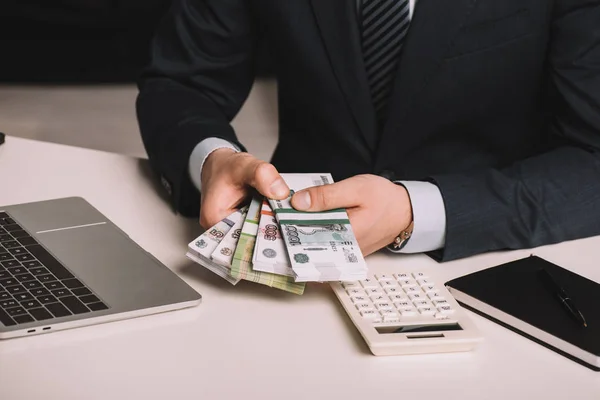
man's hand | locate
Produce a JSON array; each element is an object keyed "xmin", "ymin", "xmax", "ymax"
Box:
[
  {"xmin": 199, "ymin": 149, "xmax": 290, "ymax": 228},
  {"xmin": 290, "ymin": 174, "xmax": 413, "ymax": 256}
]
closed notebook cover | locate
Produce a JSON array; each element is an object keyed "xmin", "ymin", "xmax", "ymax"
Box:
[{"xmin": 445, "ymin": 255, "xmax": 600, "ymax": 358}]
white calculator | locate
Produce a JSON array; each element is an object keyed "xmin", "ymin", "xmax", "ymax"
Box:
[{"xmin": 330, "ymin": 269, "xmax": 482, "ymax": 356}]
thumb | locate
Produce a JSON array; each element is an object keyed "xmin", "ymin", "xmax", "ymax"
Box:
[
  {"xmin": 291, "ymin": 179, "xmax": 360, "ymax": 212},
  {"xmin": 238, "ymin": 155, "xmax": 290, "ymax": 199}
]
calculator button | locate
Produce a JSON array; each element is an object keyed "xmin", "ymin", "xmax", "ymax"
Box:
[
  {"xmin": 360, "ymin": 278, "xmax": 378, "ymax": 289},
  {"xmin": 351, "ymin": 296, "xmax": 369, "ymax": 304},
  {"xmin": 394, "ymin": 300, "xmax": 412, "ymax": 309},
  {"xmin": 399, "ymin": 308, "xmax": 417, "ymax": 317},
  {"xmin": 427, "ymin": 292, "xmax": 445, "ymax": 301},
  {"xmin": 346, "ymin": 288, "xmax": 365, "ymax": 297},
  {"xmin": 404, "ymin": 286, "xmax": 420, "ymax": 294},
  {"xmin": 408, "ymin": 293, "xmax": 424, "ymax": 301},
  {"xmin": 413, "ymin": 300, "xmax": 432, "ymax": 308},
  {"xmin": 356, "ymin": 303, "xmax": 375, "ymax": 312},
  {"xmin": 375, "ymin": 302, "xmax": 393, "ymax": 311},
  {"xmin": 384, "ymin": 287, "xmax": 402, "ymax": 295},
  {"xmin": 379, "ymin": 280, "xmax": 397, "ymax": 289},
  {"xmin": 370, "ymin": 294, "xmax": 387, "ymax": 303},
  {"xmin": 433, "ymin": 300, "xmax": 450, "ymax": 307},
  {"xmin": 360, "ymin": 309, "xmax": 379, "ymax": 319},
  {"xmin": 380, "ymin": 309, "xmax": 399, "ymax": 322},
  {"xmin": 422, "ymin": 285, "xmax": 437, "ymax": 293},
  {"xmin": 374, "ymin": 274, "xmax": 392, "ymax": 280},
  {"xmin": 390, "ymin": 294, "xmax": 408, "ymax": 302},
  {"xmin": 399, "ymin": 279, "xmax": 417, "ymax": 288},
  {"xmin": 418, "ymin": 307, "xmax": 436, "ymax": 316},
  {"xmin": 438, "ymin": 305, "xmax": 455, "ymax": 314},
  {"xmin": 417, "ymin": 279, "xmax": 433, "ymax": 286},
  {"xmin": 412, "ymin": 272, "xmax": 428, "ymax": 279},
  {"xmin": 365, "ymin": 288, "xmax": 383, "ymax": 297},
  {"xmin": 342, "ymin": 281, "xmax": 361, "ymax": 289},
  {"xmin": 393, "ymin": 273, "xmax": 410, "ymax": 280}
]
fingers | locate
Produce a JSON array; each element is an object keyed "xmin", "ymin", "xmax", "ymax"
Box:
[
  {"xmin": 291, "ymin": 176, "xmax": 366, "ymax": 211},
  {"xmin": 235, "ymin": 155, "xmax": 289, "ymax": 199}
]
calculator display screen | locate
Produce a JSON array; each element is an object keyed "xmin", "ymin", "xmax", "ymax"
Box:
[{"xmin": 376, "ymin": 323, "xmax": 462, "ymax": 334}]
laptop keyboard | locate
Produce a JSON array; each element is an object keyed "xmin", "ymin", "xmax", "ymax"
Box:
[{"xmin": 0, "ymin": 212, "xmax": 109, "ymax": 327}]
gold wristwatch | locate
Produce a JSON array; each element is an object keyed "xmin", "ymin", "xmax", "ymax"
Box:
[{"xmin": 391, "ymin": 220, "xmax": 414, "ymax": 250}]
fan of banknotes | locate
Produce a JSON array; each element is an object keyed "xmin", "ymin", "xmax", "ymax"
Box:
[{"xmin": 186, "ymin": 173, "xmax": 368, "ymax": 295}]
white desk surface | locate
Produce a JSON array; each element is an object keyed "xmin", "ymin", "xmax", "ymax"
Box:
[{"xmin": 0, "ymin": 136, "xmax": 599, "ymax": 400}]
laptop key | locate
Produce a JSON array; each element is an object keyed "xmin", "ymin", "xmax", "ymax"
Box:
[
  {"xmin": 31, "ymin": 288, "xmax": 50, "ymax": 297},
  {"xmin": 0, "ymin": 253, "xmax": 13, "ymax": 261},
  {"xmin": 0, "ymin": 291, "xmax": 11, "ymax": 300},
  {"xmin": 13, "ymin": 314, "xmax": 35, "ymax": 324},
  {"xmin": 0, "ymin": 271, "xmax": 10, "ymax": 279},
  {"xmin": 14, "ymin": 273, "xmax": 35, "ymax": 283},
  {"xmin": 29, "ymin": 307, "xmax": 53, "ymax": 321},
  {"xmin": 17, "ymin": 237, "xmax": 37, "ymax": 246},
  {"xmin": 44, "ymin": 281, "xmax": 64, "ymax": 290},
  {"xmin": 7, "ymin": 267, "xmax": 27, "ymax": 275},
  {"xmin": 22, "ymin": 280, "xmax": 43, "ymax": 290},
  {"xmin": 13, "ymin": 292, "xmax": 34, "ymax": 302},
  {"xmin": 22, "ymin": 261, "xmax": 41, "ymax": 269},
  {"xmin": 60, "ymin": 296, "xmax": 90, "ymax": 314},
  {"xmin": 15, "ymin": 253, "xmax": 34, "ymax": 262},
  {"xmin": 3, "ymin": 240, "xmax": 20, "ymax": 248},
  {"xmin": 62, "ymin": 279, "xmax": 84, "ymax": 289},
  {"xmin": 0, "ymin": 235, "xmax": 12, "ymax": 242},
  {"xmin": 4, "ymin": 224, "xmax": 21, "ymax": 232},
  {"xmin": 24, "ymin": 244, "xmax": 74, "ymax": 280},
  {"xmin": 39, "ymin": 274, "xmax": 58, "ymax": 283},
  {"xmin": 1, "ymin": 260, "xmax": 20, "ymax": 268},
  {"xmin": 0, "ymin": 299, "xmax": 18, "ymax": 308},
  {"xmin": 37, "ymin": 295, "xmax": 58, "ymax": 305},
  {"xmin": 79, "ymin": 294, "xmax": 100, "ymax": 304},
  {"xmin": 10, "ymin": 230, "xmax": 30, "ymax": 239},
  {"xmin": 6, "ymin": 285, "xmax": 27, "ymax": 295},
  {"xmin": 21, "ymin": 300, "xmax": 42, "ymax": 309},
  {"xmin": 46, "ymin": 302, "xmax": 72, "ymax": 318},
  {"xmin": 6, "ymin": 306, "xmax": 27, "ymax": 316},
  {"xmin": 0, "ymin": 217, "xmax": 13, "ymax": 225},
  {"xmin": 0, "ymin": 277, "xmax": 18, "ymax": 287},
  {"xmin": 88, "ymin": 302, "xmax": 109, "ymax": 311},
  {"xmin": 30, "ymin": 267, "xmax": 50, "ymax": 276},
  {"xmin": 0, "ymin": 308, "xmax": 16, "ymax": 326},
  {"xmin": 8, "ymin": 248, "xmax": 27, "ymax": 256},
  {"xmin": 51, "ymin": 289, "xmax": 71, "ymax": 298},
  {"xmin": 71, "ymin": 287, "xmax": 92, "ymax": 297}
]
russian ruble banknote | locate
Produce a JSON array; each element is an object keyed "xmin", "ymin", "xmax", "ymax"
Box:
[
  {"xmin": 268, "ymin": 173, "xmax": 368, "ymax": 282},
  {"xmin": 186, "ymin": 206, "xmax": 248, "ymax": 285},
  {"xmin": 230, "ymin": 197, "xmax": 305, "ymax": 295},
  {"xmin": 252, "ymin": 200, "xmax": 295, "ymax": 277}
]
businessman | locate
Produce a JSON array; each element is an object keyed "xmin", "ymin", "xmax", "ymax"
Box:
[{"xmin": 136, "ymin": 0, "xmax": 600, "ymax": 261}]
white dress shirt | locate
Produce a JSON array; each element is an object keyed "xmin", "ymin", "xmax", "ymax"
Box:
[{"xmin": 188, "ymin": 0, "xmax": 446, "ymax": 253}]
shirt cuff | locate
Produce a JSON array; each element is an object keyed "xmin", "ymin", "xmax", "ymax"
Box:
[
  {"xmin": 388, "ymin": 181, "xmax": 447, "ymax": 253},
  {"xmin": 189, "ymin": 138, "xmax": 240, "ymax": 192}
]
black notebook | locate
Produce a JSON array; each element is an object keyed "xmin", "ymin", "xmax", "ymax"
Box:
[{"xmin": 445, "ymin": 255, "xmax": 600, "ymax": 371}]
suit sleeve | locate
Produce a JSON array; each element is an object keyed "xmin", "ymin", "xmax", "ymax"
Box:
[
  {"xmin": 136, "ymin": 0, "xmax": 256, "ymax": 217},
  {"xmin": 429, "ymin": 1, "xmax": 600, "ymax": 261}
]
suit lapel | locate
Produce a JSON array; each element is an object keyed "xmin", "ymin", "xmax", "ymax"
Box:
[
  {"xmin": 378, "ymin": 0, "xmax": 480, "ymax": 156},
  {"xmin": 310, "ymin": 0, "xmax": 378, "ymax": 152}
]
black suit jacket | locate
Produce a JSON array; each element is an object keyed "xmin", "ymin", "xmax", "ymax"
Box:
[{"xmin": 136, "ymin": 0, "xmax": 600, "ymax": 261}]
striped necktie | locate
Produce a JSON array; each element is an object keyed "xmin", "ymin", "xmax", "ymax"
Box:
[{"xmin": 360, "ymin": 0, "xmax": 411, "ymax": 128}]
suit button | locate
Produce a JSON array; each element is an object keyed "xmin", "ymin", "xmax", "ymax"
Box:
[{"xmin": 378, "ymin": 169, "xmax": 396, "ymax": 181}]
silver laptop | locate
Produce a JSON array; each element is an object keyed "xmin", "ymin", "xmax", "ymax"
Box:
[{"xmin": 0, "ymin": 197, "xmax": 201, "ymax": 339}]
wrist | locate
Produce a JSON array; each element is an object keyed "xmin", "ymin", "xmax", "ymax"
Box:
[{"xmin": 390, "ymin": 183, "xmax": 414, "ymax": 250}]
